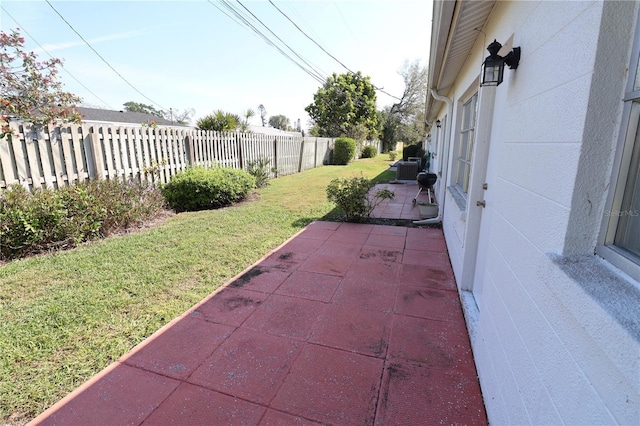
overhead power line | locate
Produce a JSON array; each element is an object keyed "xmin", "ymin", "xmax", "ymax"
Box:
[
  {"xmin": 209, "ymin": 0, "xmax": 326, "ymax": 85},
  {"xmin": 0, "ymin": 5, "xmax": 112, "ymax": 108},
  {"xmin": 268, "ymin": 0, "xmax": 401, "ymax": 101},
  {"xmin": 44, "ymin": 0, "xmax": 168, "ymax": 111},
  {"xmin": 235, "ymin": 0, "xmax": 327, "ymax": 82}
]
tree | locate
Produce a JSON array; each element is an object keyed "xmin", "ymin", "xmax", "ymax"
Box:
[
  {"xmin": 389, "ymin": 60, "xmax": 428, "ymax": 118},
  {"xmin": 258, "ymin": 104, "xmax": 267, "ymax": 127},
  {"xmin": 381, "ymin": 60, "xmax": 428, "ymax": 151},
  {"xmin": 1, "ymin": 28, "xmax": 81, "ymax": 137},
  {"xmin": 239, "ymin": 108, "xmax": 254, "ymax": 132},
  {"xmin": 168, "ymin": 108, "xmax": 195, "ymax": 125},
  {"xmin": 305, "ymin": 71, "xmax": 378, "ymax": 139},
  {"xmin": 269, "ymin": 114, "xmax": 290, "ymax": 131},
  {"xmin": 196, "ymin": 110, "xmax": 240, "ymax": 132},
  {"xmin": 124, "ymin": 102, "xmax": 195, "ymax": 125},
  {"xmin": 123, "ymin": 101, "xmax": 165, "ymax": 118}
]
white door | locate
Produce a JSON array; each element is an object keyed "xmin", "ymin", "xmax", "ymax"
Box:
[{"xmin": 460, "ymin": 86, "xmax": 497, "ymax": 309}]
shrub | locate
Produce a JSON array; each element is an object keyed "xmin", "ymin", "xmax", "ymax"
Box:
[
  {"xmin": 162, "ymin": 167, "xmax": 255, "ymax": 212},
  {"xmin": 246, "ymin": 157, "xmax": 276, "ymax": 188},
  {"xmin": 326, "ymin": 176, "xmax": 395, "ymax": 222},
  {"xmin": 389, "ymin": 151, "xmax": 397, "ymax": 161},
  {"xmin": 0, "ymin": 180, "xmax": 165, "ymax": 261},
  {"xmin": 333, "ymin": 137, "xmax": 357, "ymax": 165},
  {"xmin": 361, "ymin": 145, "xmax": 378, "ymax": 159},
  {"xmin": 85, "ymin": 179, "xmax": 165, "ymax": 234}
]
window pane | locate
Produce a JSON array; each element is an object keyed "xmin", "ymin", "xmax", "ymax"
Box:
[
  {"xmin": 634, "ymin": 52, "xmax": 640, "ymax": 91},
  {"xmin": 456, "ymin": 93, "xmax": 478, "ymax": 194},
  {"xmin": 456, "ymin": 159, "xmax": 465, "ymax": 186},
  {"xmin": 614, "ymin": 125, "xmax": 640, "ymax": 257},
  {"xmin": 460, "ymin": 132, "xmax": 469, "ymax": 159}
]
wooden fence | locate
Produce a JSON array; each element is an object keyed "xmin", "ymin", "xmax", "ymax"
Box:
[{"xmin": 0, "ymin": 123, "xmax": 381, "ymax": 192}]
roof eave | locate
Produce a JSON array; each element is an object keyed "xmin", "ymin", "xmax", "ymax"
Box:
[{"xmin": 426, "ymin": 0, "xmax": 496, "ymax": 127}]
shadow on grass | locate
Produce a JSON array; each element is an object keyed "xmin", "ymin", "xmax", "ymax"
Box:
[{"xmin": 370, "ymin": 168, "xmax": 396, "ymax": 185}]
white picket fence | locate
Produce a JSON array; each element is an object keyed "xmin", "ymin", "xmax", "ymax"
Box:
[{"xmin": 0, "ymin": 123, "xmax": 381, "ymax": 192}]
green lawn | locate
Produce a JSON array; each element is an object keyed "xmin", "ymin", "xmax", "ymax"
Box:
[{"xmin": 0, "ymin": 156, "xmax": 395, "ymax": 424}]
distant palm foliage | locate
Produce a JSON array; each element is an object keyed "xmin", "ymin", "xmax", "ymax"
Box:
[{"xmin": 196, "ymin": 110, "xmax": 241, "ymax": 132}]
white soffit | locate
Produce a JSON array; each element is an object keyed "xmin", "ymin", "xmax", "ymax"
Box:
[{"xmin": 434, "ymin": 0, "xmax": 496, "ymax": 95}]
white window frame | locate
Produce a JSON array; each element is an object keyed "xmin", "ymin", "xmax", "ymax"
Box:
[
  {"xmin": 454, "ymin": 93, "xmax": 478, "ymax": 195},
  {"xmin": 598, "ymin": 13, "xmax": 640, "ymax": 283}
]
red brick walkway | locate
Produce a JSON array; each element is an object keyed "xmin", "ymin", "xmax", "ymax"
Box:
[{"xmin": 31, "ymin": 221, "xmax": 486, "ymax": 425}]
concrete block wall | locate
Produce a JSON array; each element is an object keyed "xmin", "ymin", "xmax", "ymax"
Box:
[{"xmin": 438, "ymin": 1, "xmax": 640, "ymax": 423}]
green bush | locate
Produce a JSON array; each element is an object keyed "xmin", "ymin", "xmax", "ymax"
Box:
[
  {"xmin": 246, "ymin": 157, "xmax": 276, "ymax": 188},
  {"xmin": 326, "ymin": 176, "xmax": 394, "ymax": 222},
  {"xmin": 333, "ymin": 137, "xmax": 357, "ymax": 165},
  {"xmin": 84, "ymin": 179, "xmax": 165, "ymax": 234},
  {"xmin": 361, "ymin": 145, "xmax": 378, "ymax": 159},
  {"xmin": 0, "ymin": 180, "xmax": 165, "ymax": 261},
  {"xmin": 162, "ymin": 167, "xmax": 255, "ymax": 212},
  {"xmin": 389, "ymin": 151, "xmax": 398, "ymax": 161}
]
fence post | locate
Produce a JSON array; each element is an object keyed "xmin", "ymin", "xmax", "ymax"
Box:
[
  {"xmin": 184, "ymin": 134, "xmax": 195, "ymax": 166},
  {"xmin": 88, "ymin": 132, "xmax": 105, "ymax": 181},
  {"xmin": 237, "ymin": 133, "xmax": 244, "ymax": 170},
  {"xmin": 273, "ymin": 137, "xmax": 278, "ymax": 177},
  {"xmin": 314, "ymin": 138, "xmax": 318, "ymax": 168},
  {"xmin": 298, "ymin": 138, "xmax": 304, "ymax": 173}
]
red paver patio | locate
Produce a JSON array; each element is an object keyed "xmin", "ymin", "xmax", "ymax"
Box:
[
  {"xmin": 30, "ymin": 188, "xmax": 486, "ymax": 425},
  {"xmin": 370, "ymin": 182, "xmax": 430, "ymax": 221}
]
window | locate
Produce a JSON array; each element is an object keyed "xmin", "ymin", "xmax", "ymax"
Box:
[
  {"xmin": 601, "ymin": 101, "xmax": 640, "ymax": 275},
  {"xmin": 599, "ymin": 19, "xmax": 640, "ymax": 282},
  {"xmin": 613, "ymin": 114, "xmax": 640, "ymax": 258},
  {"xmin": 455, "ymin": 93, "xmax": 477, "ymax": 194}
]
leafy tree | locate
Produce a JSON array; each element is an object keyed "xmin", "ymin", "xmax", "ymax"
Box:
[
  {"xmin": 381, "ymin": 60, "xmax": 428, "ymax": 151},
  {"xmin": 269, "ymin": 114, "xmax": 290, "ymax": 131},
  {"xmin": 389, "ymin": 60, "xmax": 428, "ymax": 118},
  {"xmin": 258, "ymin": 104, "xmax": 267, "ymax": 127},
  {"xmin": 124, "ymin": 102, "xmax": 194, "ymax": 125},
  {"xmin": 308, "ymin": 123, "xmax": 321, "ymax": 137},
  {"xmin": 305, "ymin": 71, "xmax": 378, "ymax": 139},
  {"xmin": 0, "ymin": 28, "xmax": 81, "ymax": 137},
  {"xmin": 123, "ymin": 101, "xmax": 165, "ymax": 118},
  {"xmin": 196, "ymin": 110, "xmax": 240, "ymax": 132}
]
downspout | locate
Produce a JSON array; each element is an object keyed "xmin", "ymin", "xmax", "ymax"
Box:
[{"xmin": 414, "ymin": 88, "xmax": 453, "ymax": 225}]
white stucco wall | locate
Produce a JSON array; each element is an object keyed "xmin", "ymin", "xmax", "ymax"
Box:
[{"xmin": 437, "ymin": 1, "xmax": 640, "ymax": 424}]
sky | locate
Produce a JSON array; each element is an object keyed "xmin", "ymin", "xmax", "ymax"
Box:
[{"xmin": 0, "ymin": 0, "xmax": 432, "ymax": 129}]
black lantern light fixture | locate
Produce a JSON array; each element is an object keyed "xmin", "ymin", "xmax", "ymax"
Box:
[
  {"xmin": 481, "ymin": 39, "xmax": 521, "ymax": 86},
  {"xmin": 436, "ymin": 119, "xmax": 442, "ymax": 128}
]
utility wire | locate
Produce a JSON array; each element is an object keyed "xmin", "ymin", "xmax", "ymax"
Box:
[
  {"xmin": 1, "ymin": 5, "xmax": 112, "ymax": 108},
  {"xmin": 207, "ymin": 0, "xmax": 245, "ymax": 29},
  {"xmin": 235, "ymin": 0, "xmax": 327, "ymax": 82},
  {"xmin": 44, "ymin": 0, "xmax": 168, "ymax": 111},
  {"xmin": 209, "ymin": 0, "xmax": 325, "ymax": 84},
  {"xmin": 222, "ymin": 0, "xmax": 325, "ymax": 83},
  {"xmin": 268, "ymin": 0, "xmax": 401, "ymax": 101}
]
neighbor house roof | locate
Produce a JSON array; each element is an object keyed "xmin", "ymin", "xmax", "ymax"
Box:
[
  {"xmin": 77, "ymin": 107, "xmax": 189, "ymax": 127},
  {"xmin": 247, "ymin": 125, "xmax": 302, "ymax": 137}
]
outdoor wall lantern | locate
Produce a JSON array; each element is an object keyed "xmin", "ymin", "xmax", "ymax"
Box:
[
  {"xmin": 436, "ymin": 119, "xmax": 442, "ymax": 128},
  {"xmin": 481, "ymin": 39, "xmax": 521, "ymax": 86}
]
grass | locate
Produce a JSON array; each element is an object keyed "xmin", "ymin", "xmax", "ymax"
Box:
[{"xmin": 0, "ymin": 156, "xmax": 395, "ymax": 424}]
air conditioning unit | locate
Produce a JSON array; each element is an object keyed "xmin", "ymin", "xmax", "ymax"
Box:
[{"xmin": 396, "ymin": 161, "xmax": 419, "ymax": 180}]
